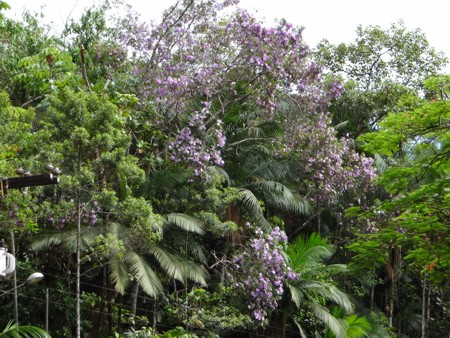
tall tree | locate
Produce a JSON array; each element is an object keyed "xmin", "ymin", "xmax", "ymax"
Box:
[
  {"xmin": 347, "ymin": 76, "xmax": 450, "ymax": 336},
  {"xmin": 316, "ymin": 21, "xmax": 448, "ymax": 137}
]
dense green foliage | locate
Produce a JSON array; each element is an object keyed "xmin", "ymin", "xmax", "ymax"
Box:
[{"xmin": 0, "ymin": 1, "xmax": 449, "ymax": 337}]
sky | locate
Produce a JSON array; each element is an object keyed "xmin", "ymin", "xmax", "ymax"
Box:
[{"xmin": 5, "ymin": 0, "xmax": 450, "ymax": 71}]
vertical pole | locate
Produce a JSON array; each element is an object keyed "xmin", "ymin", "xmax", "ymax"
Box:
[
  {"xmin": 421, "ymin": 275, "xmax": 426, "ymax": 338},
  {"xmin": 76, "ymin": 194, "xmax": 81, "ymax": 338},
  {"xmin": 45, "ymin": 288, "xmax": 49, "ymax": 331},
  {"xmin": 10, "ymin": 230, "xmax": 18, "ymax": 324}
]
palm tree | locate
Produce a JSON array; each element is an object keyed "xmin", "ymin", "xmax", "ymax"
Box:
[
  {"xmin": 283, "ymin": 232, "xmax": 354, "ymax": 338},
  {"xmin": 107, "ymin": 214, "xmax": 207, "ymax": 297},
  {"xmin": 222, "ymin": 117, "xmax": 311, "ymax": 231},
  {"xmin": 31, "ymin": 211, "xmax": 208, "ymax": 331}
]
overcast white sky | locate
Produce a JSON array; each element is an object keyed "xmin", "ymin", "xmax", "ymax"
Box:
[{"xmin": 5, "ymin": 0, "xmax": 450, "ymax": 71}]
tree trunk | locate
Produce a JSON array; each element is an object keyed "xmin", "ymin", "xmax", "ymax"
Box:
[
  {"xmin": 421, "ymin": 275, "xmax": 427, "ymax": 338},
  {"xmin": 76, "ymin": 194, "xmax": 81, "ymax": 338},
  {"xmin": 153, "ymin": 298, "xmax": 158, "ymax": 332},
  {"xmin": 388, "ymin": 292, "xmax": 394, "ymax": 328},
  {"xmin": 370, "ymin": 272, "xmax": 375, "ymax": 311},
  {"xmin": 281, "ymin": 309, "xmax": 287, "ymax": 338},
  {"xmin": 129, "ymin": 281, "xmax": 139, "ymax": 330},
  {"xmin": 427, "ymin": 281, "xmax": 431, "ymax": 332},
  {"xmin": 117, "ymin": 294, "xmax": 123, "ymax": 334},
  {"xmin": 316, "ymin": 194, "xmax": 321, "ymax": 234}
]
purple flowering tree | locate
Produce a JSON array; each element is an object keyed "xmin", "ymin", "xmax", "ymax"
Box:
[
  {"xmin": 285, "ymin": 112, "xmax": 376, "ymax": 207},
  {"xmin": 116, "ymin": 0, "xmax": 376, "ymax": 227},
  {"xmin": 118, "ymin": 0, "xmax": 328, "ymax": 172},
  {"xmin": 230, "ymin": 226, "xmax": 297, "ymax": 324}
]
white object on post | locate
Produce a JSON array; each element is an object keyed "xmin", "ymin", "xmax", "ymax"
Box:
[{"xmin": 0, "ymin": 247, "xmax": 16, "ymax": 276}]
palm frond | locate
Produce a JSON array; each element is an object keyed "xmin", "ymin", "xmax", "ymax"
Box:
[
  {"xmin": 143, "ymin": 167, "xmax": 191, "ymax": 197},
  {"xmin": 31, "ymin": 226, "xmax": 101, "ymax": 252},
  {"xmin": 245, "ymin": 143, "xmax": 272, "ymax": 159},
  {"xmin": 300, "ymin": 281, "xmax": 354, "ymax": 313},
  {"xmin": 254, "ymin": 214, "xmax": 272, "ymax": 232},
  {"xmin": 0, "ymin": 321, "xmax": 51, "ymax": 338},
  {"xmin": 147, "ymin": 245, "xmax": 185, "ymax": 282},
  {"xmin": 108, "ymin": 253, "xmax": 130, "ymax": 295},
  {"xmin": 163, "ymin": 231, "xmax": 206, "ymax": 262},
  {"xmin": 106, "ymin": 222, "xmax": 129, "ymax": 241},
  {"xmin": 166, "ymin": 213, "xmax": 205, "ymax": 235},
  {"xmin": 207, "ymin": 166, "xmax": 231, "ymax": 186},
  {"xmin": 292, "ymin": 318, "xmax": 308, "ymax": 338},
  {"xmin": 287, "ymin": 284, "xmax": 306, "ymax": 309},
  {"xmin": 366, "ymin": 312, "xmax": 390, "ymax": 338},
  {"xmin": 324, "ymin": 264, "xmax": 349, "ymax": 276},
  {"xmin": 239, "ymin": 188, "xmax": 263, "ymax": 216},
  {"xmin": 250, "ymin": 159, "xmax": 299, "ymax": 182},
  {"xmin": 232, "ymin": 120, "xmax": 282, "ymax": 141},
  {"xmin": 334, "ymin": 120, "xmax": 349, "ymax": 131},
  {"xmin": 247, "ymin": 180, "xmax": 311, "ymax": 215},
  {"xmin": 127, "ymin": 252, "xmax": 163, "ymax": 297},
  {"xmin": 31, "ymin": 232, "xmax": 66, "ymax": 251},
  {"xmin": 147, "ymin": 245, "xmax": 208, "ymax": 286},
  {"xmin": 344, "ymin": 314, "xmax": 371, "ymax": 338},
  {"xmin": 395, "ymin": 301, "xmax": 422, "ymax": 331},
  {"xmin": 311, "ymin": 302, "xmax": 346, "ymax": 338},
  {"xmin": 80, "ymin": 227, "xmax": 103, "ymax": 249},
  {"xmin": 288, "ymin": 233, "xmax": 334, "ymax": 270},
  {"xmin": 181, "ymin": 260, "xmax": 208, "ymax": 286},
  {"xmin": 184, "ymin": 239, "xmax": 206, "ymax": 263},
  {"xmin": 238, "ymin": 188, "xmax": 272, "ymax": 231}
]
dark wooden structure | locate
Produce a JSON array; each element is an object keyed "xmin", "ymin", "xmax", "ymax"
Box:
[{"xmin": 0, "ymin": 173, "xmax": 59, "ymax": 197}]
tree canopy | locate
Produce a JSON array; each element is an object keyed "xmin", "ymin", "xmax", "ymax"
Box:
[{"xmin": 0, "ymin": 1, "xmax": 449, "ymax": 337}]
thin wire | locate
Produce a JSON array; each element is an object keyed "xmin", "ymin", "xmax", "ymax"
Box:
[
  {"xmin": 14, "ymin": 270, "xmax": 300, "ymax": 336},
  {"xmin": 15, "ymin": 293, "xmax": 300, "ymax": 336},
  {"xmin": 36, "ymin": 270, "xmax": 157, "ymax": 302}
]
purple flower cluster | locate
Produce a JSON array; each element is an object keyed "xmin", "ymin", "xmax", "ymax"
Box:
[
  {"xmin": 284, "ymin": 112, "xmax": 376, "ymax": 206},
  {"xmin": 168, "ymin": 105, "xmax": 226, "ymax": 174},
  {"xmin": 8, "ymin": 210, "xmax": 24, "ymax": 228},
  {"xmin": 231, "ymin": 226, "xmax": 297, "ymax": 323},
  {"xmin": 46, "ymin": 196, "xmax": 101, "ymax": 230},
  {"xmin": 115, "ymin": 0, "xmax": 372, "ymax": 198},
  {"xmin": 118, "ymin": 0, "xmax": 319, "ymax": 169}
]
